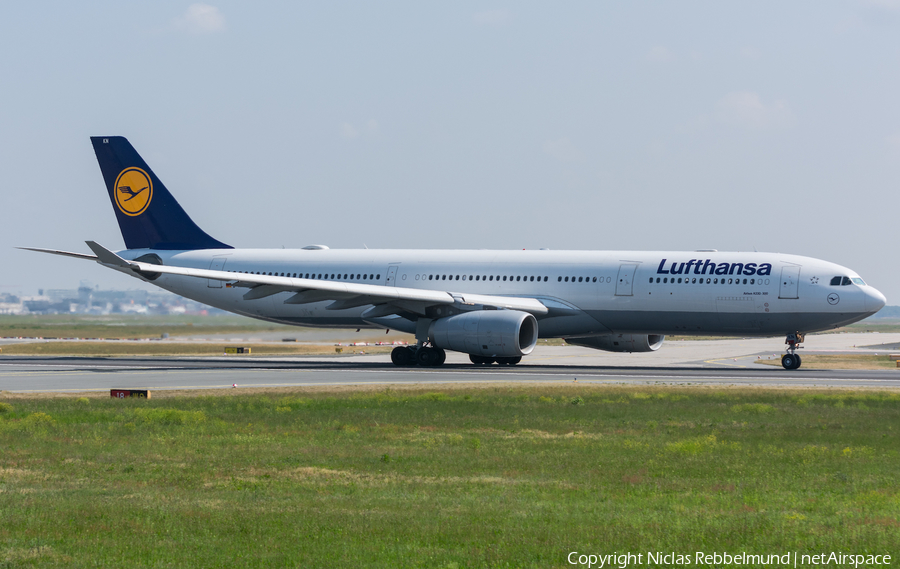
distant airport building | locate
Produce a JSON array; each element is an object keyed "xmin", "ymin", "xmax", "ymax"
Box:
[{"xmin": 0, "ymin": 281, "xmax": 223, "ymax": 315}]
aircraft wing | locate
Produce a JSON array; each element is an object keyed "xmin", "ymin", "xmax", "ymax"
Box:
[{"xmin": 65, "ymin": 242, "xmax": 548, "ymax": 316}]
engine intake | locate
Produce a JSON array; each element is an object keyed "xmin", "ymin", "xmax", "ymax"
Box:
[
  {"xmin": 430, "ymin": 310, "xmax": 538, "ymax": 358},
  {"xmin": 564, "ymin": 334, "xmax": 664, "ymax": 353}
]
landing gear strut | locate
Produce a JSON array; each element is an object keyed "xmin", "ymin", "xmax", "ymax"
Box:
[{"xmin": 782, "ymin": 332, "xmax": 804, "ymax": 370}]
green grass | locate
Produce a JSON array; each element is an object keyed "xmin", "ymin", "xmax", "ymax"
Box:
[
  {"xmin": 841, "ymin": 321, "xmax": 900, "ymax": 334},
  {"xmin": 3, "ymin": 314, "xmax": 896, "ymax": 345},
  {"xmin": 0, "ymin": 341, "xmax": 392, "ymax": 357},
  {"xmin": 1, "ymin": 386, "xmax": 899, "ymax": 567},
  {"xmin": 0, "ymin": 314, "xmax": 294, "ymax": 339},
  {"xmin": 758, "ymin": 354, "xmax": 900, "ymax": 370}
]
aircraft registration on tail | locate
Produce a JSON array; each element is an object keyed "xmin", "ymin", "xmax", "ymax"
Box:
[{"xmin": 21, "ymin": 137, "xmax": 886, "ymax": 369}]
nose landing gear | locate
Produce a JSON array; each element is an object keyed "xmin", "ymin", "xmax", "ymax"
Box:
[
  {"xmin": 781, "ymin": 353, "xmax": 801, "ymax": 370},
  {"xmin": 782, "ymin": 332, "xmax": 804, "ymax": 370}
]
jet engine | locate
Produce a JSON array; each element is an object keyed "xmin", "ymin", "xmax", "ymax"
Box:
[
  {"xmin": 564, "ymin": 334, "xmax": 664, "ymax": 353},
  {"xmin": 430, "ymin": 310, "xmax": 538, "ymax": 358},
  {"xmin": 132, "ymin": 253, "xmax": 163, "ymax": 281}
]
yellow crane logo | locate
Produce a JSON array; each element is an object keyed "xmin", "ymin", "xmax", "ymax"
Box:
[{"xmin": 114, "ymin": 167, "xmax": 153, "ymax": 216}]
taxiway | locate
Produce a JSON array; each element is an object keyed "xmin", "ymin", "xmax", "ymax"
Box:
[{"xmin": 1, "ymin": 333, "xmax": 899, "ymax": 393}]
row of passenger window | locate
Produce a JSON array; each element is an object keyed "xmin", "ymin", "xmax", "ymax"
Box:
[
  {"xmin": 230, "ymin": 270, "xmax": 380, "ymax": 281},
  {"xmin": 415, "ymin": 274, "xmax": 550, "ymax": 282},
  {"xmin": 650, "ymin": 276, "xmax": 771, "ymax": 285},
  {"xmin": 412, "ymin": 274, "xmax": 617, "ymax": 283},
  {"xmin": 230, "ymin": 270, "xmax": 620, "ymax": 285},
  {"xmin": 226, "ymin": 270, "xmax": 788, "ymax": 288},
  {"xmin": 559, "ymin": 276, "xmax": 612, "ymax": 283}
]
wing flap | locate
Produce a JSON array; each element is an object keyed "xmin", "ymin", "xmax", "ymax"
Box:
[
  {"xmin": 285, "ymin": 290, "xmax": 355, "ymax": 305},
  {"xmin": 454, "ymin": 293, "xmax": 549, "ymax": 314},
  {"xmin": 242, "ymin": 285, "xmax": 294, "ymax": 301},
  {"xmin": 326, "ymin": 296, "xmax": 390, "ymax": 311}
]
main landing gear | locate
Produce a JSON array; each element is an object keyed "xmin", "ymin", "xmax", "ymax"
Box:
[
  {"xmin": 391, "ymin": 345, "xmax": 445, "ymax": 367},
  {"xmin": 781, "ymin": 332, "xmax": 804, "ymax": 370},
  {"xmin": 470, "ymin": 354, "xmax": 521, "ymax": 366},
  {"xmin": 390, "ymin": 346, "xmax": 523, "ymax": 367}
]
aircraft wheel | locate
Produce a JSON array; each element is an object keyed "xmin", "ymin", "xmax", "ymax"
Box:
[
  {"xmin": 391, "ymin": 346, "xmax": 413, "ymax": 366},
  {"xmin": 495, "ymin": 356, "xmax": 522, "ymax": 366},
  {"xmin": 469, "ymin": 354, "xmax": 489, "ymax": 365},
  {"xmin": 781, "ymin": 354, "xmax": 799, "ymax": 370},
  {"xmin": 434, "ymin": 348, "xmax": 446, "ymax": 366},
  {"xmin": 793, "ymin": 354, "xmax": 802, "ymax": 369},
  {"xmin": 416, "ymin": 347, "xmax": 439, "ymax": 367}
]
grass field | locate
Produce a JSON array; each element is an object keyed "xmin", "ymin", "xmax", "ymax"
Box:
[
  {"xmin": 757, "ymin": 354, "xmax": 900, "ymax": 370},
  {"xmin": 3, "ymin": 313, "xmax": 898, "ymax": 342},
  {"xmin": 841, "ymin": 321, "xmax": 900, "ymax": 334},
  {"xmin": 1, "ymin": 385, "xmax": 898, "ymax": 567},
  {"xmin": 0, "ymin": 341, "xmax": 393, "ymax": 357},
  {"xmin": 0, "ymin": 314, "xmax": 295, "ymax": 340}
]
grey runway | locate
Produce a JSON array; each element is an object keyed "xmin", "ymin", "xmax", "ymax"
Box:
[
  {"xmin": 2, "ymin": 353, "xmax": 899, "ymax": 393},
  {"xmin": 4, "ymin": 334, "xmax": 900, "ymax": 393}
]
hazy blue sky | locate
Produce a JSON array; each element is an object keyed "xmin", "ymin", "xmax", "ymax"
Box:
[{"xmin": 2, "ymin": 1, "xmax": 899, "ymax": 302}]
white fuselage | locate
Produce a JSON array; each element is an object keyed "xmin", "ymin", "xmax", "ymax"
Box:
[{"xmin": 116, "ymin": 248, "xmax": 886, "ymax": 338}]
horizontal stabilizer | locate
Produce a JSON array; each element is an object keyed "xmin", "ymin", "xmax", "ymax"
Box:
[{"xmin": 16, "ymin": 247, "xmax": 98, "ymax": 261}]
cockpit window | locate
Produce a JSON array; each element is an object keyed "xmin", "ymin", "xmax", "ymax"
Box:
[
  {"xmin": 851, "ymin": 277, "xmax": 866, "ymax": 286},
  {"xmin": 842, "ymin": 276, "xmax": 852, "ymax": 286},
  {"xmin": 830, "ymin": 276, "xmax": 842, "ymax": 286}
]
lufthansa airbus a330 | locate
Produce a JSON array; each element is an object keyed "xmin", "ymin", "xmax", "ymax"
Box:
[{"xmin": 22, "ymin": 137, "xmax": 886, "ymax": 369}]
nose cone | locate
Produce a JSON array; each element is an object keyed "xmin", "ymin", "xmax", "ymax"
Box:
[{"xmin": 865, "ymin": 286, "xmax": 887, "ymax": 313}]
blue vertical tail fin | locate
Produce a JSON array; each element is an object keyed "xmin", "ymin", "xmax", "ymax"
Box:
[{"xmin": 91, "ymin": 136, "xmax": 231, "ymax": 250}]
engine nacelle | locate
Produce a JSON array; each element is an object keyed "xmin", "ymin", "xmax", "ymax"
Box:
[
  {"xmin": 430, "ymin": 310, "xmax": 538, "ymax": 358},
  {"xmin": 564, "ymin": 334, "xmax": 665, "ymax": 353}
]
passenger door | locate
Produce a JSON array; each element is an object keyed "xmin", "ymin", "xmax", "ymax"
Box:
[
  {"xmin": 385, "ymin": 265, "xmax": 399, "ymax": 286},
  {"xmin": 615, "ymin": 264, "xmax": 638, "ymax": 296},
  {"xmin": 778, "ymin": 265, "xmax": 800, "ymax": 299},
  {"xmin": 208, "ymin": 257, "xmax": 228, "ymax": 288}
]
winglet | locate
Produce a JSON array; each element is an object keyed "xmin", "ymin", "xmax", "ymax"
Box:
[{"xmin": 85, "ymin": 241, "xmax": 134, "ymax": 268}]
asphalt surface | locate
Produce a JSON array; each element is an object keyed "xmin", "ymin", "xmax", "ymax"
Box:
[{"xmin": 2, "ymin": 333, "xmax": 899, "ymax": 393}]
